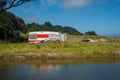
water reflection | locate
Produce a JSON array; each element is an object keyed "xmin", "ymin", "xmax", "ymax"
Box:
[
  {"xmin": 39, "ymin": 64, "xmax": 61, "ymax": 72},
  {"xmin": 29, "ymin": 63, "xmax": 61, "ymax": 74},
  {"xmin": 0, "ymin": 58, "xmax": 120, "ymax": 80}
]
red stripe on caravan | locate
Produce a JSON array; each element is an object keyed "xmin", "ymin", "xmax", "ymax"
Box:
[
  {"xmin": 28, "ymin": 40, "xmax": 40, "ymax": 43},
  {"xmin": 37, "ymin": 34, "xmax": 49, "ymax": 38}
]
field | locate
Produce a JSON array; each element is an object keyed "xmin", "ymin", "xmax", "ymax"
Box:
[{"xmin": 0, "ymin": 35, "xmax": 120, "ymax": 59}]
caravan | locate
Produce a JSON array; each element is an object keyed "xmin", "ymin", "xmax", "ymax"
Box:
[{"xmin": 28, "ymin": 31, "xmax": 67, "ymax": 43}]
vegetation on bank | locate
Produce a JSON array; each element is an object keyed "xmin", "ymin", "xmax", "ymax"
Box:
[{"xmin": 0, "ymin": 35, "xmax": 120, "ymax": 59}]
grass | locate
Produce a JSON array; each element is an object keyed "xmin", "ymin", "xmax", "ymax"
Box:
[{"xmin": 0, "ymin": 35, "xmax": 120, "ymax": 59}]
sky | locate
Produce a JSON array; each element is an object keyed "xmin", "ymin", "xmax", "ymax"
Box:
[{"xmin": 9, "ymin": 0, "xmax": 120, "ymax": 36}]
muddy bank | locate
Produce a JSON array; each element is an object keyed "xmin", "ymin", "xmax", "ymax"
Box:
[
  {"xmin": 0, "ymin": 53, "xmax": 120, "ymax": 61},
  {"xmin": 0, "ymin": 54, "xmax": 85, "ymax": 60}
]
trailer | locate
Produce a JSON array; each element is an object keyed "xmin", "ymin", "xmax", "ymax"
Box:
[{"xmin": 28, "ymin": 31, "xmax": 67, "ymax": 43}]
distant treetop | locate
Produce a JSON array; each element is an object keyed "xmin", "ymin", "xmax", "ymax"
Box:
[{"xmin": 85, "ymin": 31, "xmax": 97, "ymax": 36}]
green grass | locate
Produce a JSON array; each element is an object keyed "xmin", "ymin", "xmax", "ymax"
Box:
[{"xmin": 0, "ymin": 35, "xmax": 120, "ymax": 58}]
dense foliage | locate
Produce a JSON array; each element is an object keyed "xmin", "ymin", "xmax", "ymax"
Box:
[{"xmin": 0, "ymin": 12, "xmax": 15, "ymax": 41}]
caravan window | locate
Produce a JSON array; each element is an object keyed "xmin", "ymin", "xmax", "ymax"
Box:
[
  {"xmin": 49, "ymin": 34, "xmax": 59, "ymax": 38},
  {"xmin": 29, "ymin": 34, "xmax": 37, "ymax": 39}
]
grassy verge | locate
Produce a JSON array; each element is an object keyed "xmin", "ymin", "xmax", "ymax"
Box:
[{"xmin": 0, "ymin": 35, "xmax": 120, "ymax": 59}]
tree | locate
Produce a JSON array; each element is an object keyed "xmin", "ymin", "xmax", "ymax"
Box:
[
  {"xmin": 0, "ymin": 0, "xmax": 33, "ymax": 13},
  {"xmin": 16, "ymin": 16, "xmax": 27, "ymax": 33},
  {"xmin": 26, "ymin": 23, "xmax": 41, "ymax": 31},
  {"xmin": 85, "ymin": 31, "xmax": 97, "ymax": 36},
  {"xmin": 44, "ymin": 21, "xmax": 53, "ymax": 31},
  {"xmin": 0, "ymin": 12, "xmax": 14, "ymax": 41},
  {"xmin": 0, "ymin": 11, "xmax": 28, "ymax": 42}
]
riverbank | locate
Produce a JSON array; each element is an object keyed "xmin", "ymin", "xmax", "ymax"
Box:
[{"xmin": 0, "ymin": 35, "xmax": 120, "ymax": 60}]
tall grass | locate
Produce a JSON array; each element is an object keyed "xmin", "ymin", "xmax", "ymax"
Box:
[{"xmin": 0, "ymin": 35, "xmax": 120, "ymax": 58}]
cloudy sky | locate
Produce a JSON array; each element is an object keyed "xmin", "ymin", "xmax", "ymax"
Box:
[{"xmin": 9, "ymin": 0, "xmax": 120, "ymax": 36}]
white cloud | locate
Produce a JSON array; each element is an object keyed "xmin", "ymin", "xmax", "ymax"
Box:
[
  {"xmin": 39, "ymin": 0, "xmax": 111, "ymax": 9},
  {"xmin": 25, "ymin": 17, "xmax": 39, "ymax": 23},
  {"xmin": 40, "ymin": 0, "xmax": 57, "ymax": 8},
  {"xmin": 60, "ymin": 0, "xmax": 93, "ymax": 8}
]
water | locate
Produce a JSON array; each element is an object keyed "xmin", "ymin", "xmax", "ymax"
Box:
[{"xmin": 0, "ymin": 58, "xmax": 120, "ymax": 80}]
